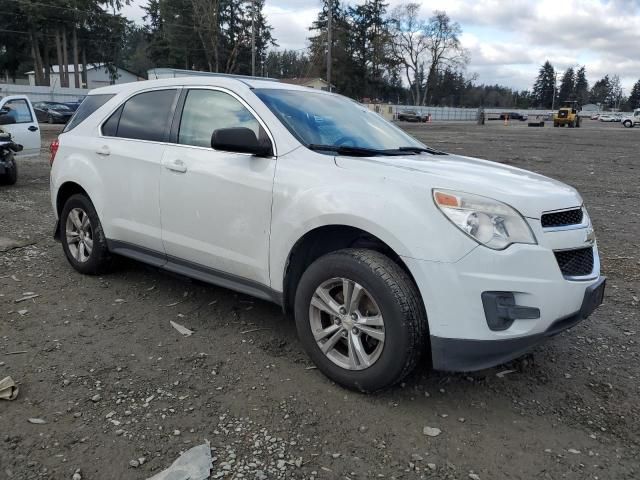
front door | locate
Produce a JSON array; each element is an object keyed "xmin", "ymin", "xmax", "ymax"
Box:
[
  {"xmin": 159, "ymin": 88, "xmax": 276, "ymax": 286},
  {"xmin": 0, "ymin": 96, "xmax": 41, "ymax": 157}
]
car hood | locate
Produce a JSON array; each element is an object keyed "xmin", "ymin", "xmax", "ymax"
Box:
[{"xmin": 335, "ymin": 153, "xmax": 582, "ymax": 219}]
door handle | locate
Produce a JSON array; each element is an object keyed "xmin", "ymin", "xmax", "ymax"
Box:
[
  {"xmin": 165, "ymin": 159, "xmax": 187, "ymax": 173},
  {"xmin": 28, "ymin": 126, "xmax": 38, "ymax": 132},
  {"xmin": 96, "ymin": 145, "xmax": 110, "ymax": 156}
]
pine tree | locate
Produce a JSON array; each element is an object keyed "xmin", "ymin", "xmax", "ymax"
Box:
[
  {"xmin": 532, "ymin": 61, "xmax": 556, "ymax": 108},
  {"xmin": 574, "ymin": 66, "xmax": 589, "ymax": 106},
  {"xmin": 557, "ymin": 67, "xmax": 575, "ymax": 103},
  {"xmin": 589, "ymin": 75, "xmax": 611, "ymax": 106},
  {"xmin": 629, "ymin": 79, "xmax": 640, "ymax": 109}
]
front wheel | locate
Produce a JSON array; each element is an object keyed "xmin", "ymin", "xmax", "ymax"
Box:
[
  {"xmin": 294, "ymin": 249, "xmax": 428, "ymax": 392},
  {"xmin": 623, "ymin": 120, "xmax": 633, "ymax": 128},
  {"xmin": 60, "ymin": 194, "xmax": 111, "ymax": 274}
]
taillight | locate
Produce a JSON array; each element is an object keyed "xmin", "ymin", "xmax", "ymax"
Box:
[{"xmin": 49, "ymin": 139, "xmax": 59, "ymax": 166}]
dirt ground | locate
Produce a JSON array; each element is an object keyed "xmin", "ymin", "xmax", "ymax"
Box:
[{"xmin": 1, "ymin": 120, "xmax": 638, "ymax": 480}]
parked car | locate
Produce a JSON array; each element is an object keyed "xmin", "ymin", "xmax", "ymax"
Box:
[
  {"xmin": 599, "ymin": 114, "xmax": 616, "ymax": 122},
  {"xmin": 33, "ymin": 101, "xmax": 74, "ymax": 124},
  {"xmin": 63, "ymin": 102, "xmax": 82, "ymax": 112},
  {"xmin": 0, "ymin": 95, "xmax": 41, "ymax": 185},
  {"xmin": 0, "ymin": 95, "xmax": 41, "ymax": 158},
  {"xmin": 397, "ymin": 110, "xmax": 428, "ymax": 122},
  {"xmin": 499, "ymin": 112, "xmax": 528, "ymax": 121},
  {"xmin": 622, "ymin": 109, "xmax": 640, "ymax": 128},
  {"xmin": 590, "ymin": 113, "xmax": 601, "ymax": 120},
  {"xmin": 49, "ymin": 77, "xmax": 605, "ymax": 392}
]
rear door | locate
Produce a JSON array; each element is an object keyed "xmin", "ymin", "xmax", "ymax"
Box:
[
  {"xmin": 0, "ymin": 96, "xmax": 41, "ymax": 157},
  {"xmin": 93, "ymin": 88, "xmax": 179, "ymax": 254}
]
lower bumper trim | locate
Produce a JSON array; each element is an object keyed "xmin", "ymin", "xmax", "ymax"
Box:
[{"xmin": 431, "ymin": 277, "xmax": 606, "ymax": 372}]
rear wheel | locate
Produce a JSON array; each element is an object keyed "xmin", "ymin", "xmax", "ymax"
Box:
[
  {"xmin": 60, "ymin": 194, "xmax": 111, "ymax": 274},
  {"xmin": 294, "ymin": 249, "xmax": 427, "ymax": 392}
]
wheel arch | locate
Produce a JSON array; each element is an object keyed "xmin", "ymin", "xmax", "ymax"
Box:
[
  {"xmin": 56, "ymin": 181, "xmax": 90, "ymax": 217},
  {"xmin": 281, "ymin": 224, "xmax": 422, "ymax": 318}
]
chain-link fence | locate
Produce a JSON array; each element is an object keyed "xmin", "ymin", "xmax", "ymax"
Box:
[{"xmin": 367, "ymin": 104, "xmax": 555, "ymax": 122}]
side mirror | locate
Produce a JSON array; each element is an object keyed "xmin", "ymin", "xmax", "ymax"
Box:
[{"xmin": 211, "ymin": 127, "xmax": 272, "ymax": 157}]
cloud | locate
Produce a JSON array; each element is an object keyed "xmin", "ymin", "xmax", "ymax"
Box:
[{"xmin": 121, "ymin": 0, "xmax": 640, "ymax": 91}]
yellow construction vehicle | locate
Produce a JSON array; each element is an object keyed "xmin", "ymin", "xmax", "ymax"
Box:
[{"xmin": 553, "ymin": 101, "xmax": 581, "ymax": 128}]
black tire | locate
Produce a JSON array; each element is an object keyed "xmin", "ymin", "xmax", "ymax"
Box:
[
  {"xmin": 623, "ymin": 120, "xmax": 632, "ymax": 128},
  {"xmin": 60, "ymin": 193, "xmax": 111, "ymax": 275},
  {"xmin": 0, "ymin": 155, "xmax": 17, "ymax": 185},
  {"xmin": 294, "ymin": 248, "xmax": 428, "ymax": 392}
]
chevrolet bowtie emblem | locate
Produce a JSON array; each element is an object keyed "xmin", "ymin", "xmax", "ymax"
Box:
[{"xmin": 584, "ymin": 227, "xmax": 596, "ymax": 245}]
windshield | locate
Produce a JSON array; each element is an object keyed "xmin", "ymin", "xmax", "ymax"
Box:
[{"xmin": 254, "ymin": 89, "xmax": 424, "ymax": 153}]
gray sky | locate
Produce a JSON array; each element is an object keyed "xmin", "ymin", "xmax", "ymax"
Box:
[{"xmin": 121, "ymin": 0, "xmax": 640, "ymax": 92}]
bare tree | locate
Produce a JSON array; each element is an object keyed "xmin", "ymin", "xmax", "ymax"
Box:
[
  {"xmin": 390, "ymin": 4, "xmax": 468, "ymax": 105},
  {"xmin": 190, "ymin": 0, "xmax": 220, "ymax": 72},
  {"xmin": 421, "ymin": 11, "xmax": 467, "ymax": 105},
  {"xmin": 389, "ymin": 3, "xmax": 428, "ymax": 105}
]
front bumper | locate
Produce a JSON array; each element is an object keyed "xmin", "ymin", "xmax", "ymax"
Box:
[
  {"xmin": 402, "ymin": 218, "xmax": 604, "ymax": 372},
  {"xmin": 430, "ymin": 276, "xmax": 605, "ymax": 371}
]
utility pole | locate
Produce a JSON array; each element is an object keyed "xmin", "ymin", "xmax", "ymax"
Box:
[
  {"xmin": 551, "ymin": 72, "xmax": 558, "ymax": 111},
  {"xmin": 251, "ymin": 0, "xmax": 256, "ymax": 77},
  {"xmin": 327, "ymin": 2, "xmax": 332, "ymax": 92}
]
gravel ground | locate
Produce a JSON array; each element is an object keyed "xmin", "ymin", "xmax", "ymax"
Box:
[{"xmin": 1, "ymin": 121, "xmax": 638, "ymax": 480}]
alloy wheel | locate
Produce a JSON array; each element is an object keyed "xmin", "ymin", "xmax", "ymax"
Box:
[
  {"xmin": 65, "ymin": 207, "xmax": 94, "ymax": 263},
  {"xmin": 309, "ymin": 277, "xmax": 385, "ymax": 371}
]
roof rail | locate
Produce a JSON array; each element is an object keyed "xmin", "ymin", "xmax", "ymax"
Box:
[{"xmin": 147, "ymin": 68, "xmax": 280, "ymax": 86}]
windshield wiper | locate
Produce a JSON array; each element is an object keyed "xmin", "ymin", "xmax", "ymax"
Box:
[
  {"xmin": 307, "ymin": 144, "xmax": 402, "ymax": 157},
  {"xmin": 393, "ymin": 146, "xmax": 447, "ymax": 155}
]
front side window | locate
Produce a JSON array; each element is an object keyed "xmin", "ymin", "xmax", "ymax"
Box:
[
  {"xmin": 3, "ymin": 99, "xmax": 33, "ymax": 124},
  {"xmin": 254, "ymin": 89, "xmax": 423, "ymax": 153},
  {"xmin": 178, "ymin": 89, "xmax": 262, "ymax": 148},
  {"xmin": 111, "ymin": 89, "xmax": 177, "ymax": 142}
]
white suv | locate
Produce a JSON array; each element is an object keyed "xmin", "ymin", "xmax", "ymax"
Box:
[{"xmin": 50, "ymin": 76, "xmax": 605, "ymax": 391}]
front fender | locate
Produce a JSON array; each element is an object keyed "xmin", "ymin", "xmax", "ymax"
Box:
[{"xmin": 268, "ymin": 155, "xmax": 477, "ymax": 291}]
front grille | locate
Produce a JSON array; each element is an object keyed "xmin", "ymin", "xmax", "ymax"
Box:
[
  {"xmin": 541, "ymin": 208, "xmax": 583, "ymax": 228},
  {"xmin": 554, "ymin": 247, "xmax": 594, "ymax": 277}
]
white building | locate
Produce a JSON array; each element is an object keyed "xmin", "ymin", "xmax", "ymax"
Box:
[{"xmin": 27, "ymin": 64, "xmax": 142, "ymax": 89}]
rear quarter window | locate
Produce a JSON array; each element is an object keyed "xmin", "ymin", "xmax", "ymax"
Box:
[{"xmin": 63, "ymin": 94, "xmax": 115, "ymax": 132}]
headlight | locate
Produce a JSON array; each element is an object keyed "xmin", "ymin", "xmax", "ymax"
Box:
[{"xmin": 433, "ymin": 189, "xmax": 537, "ymax": 250}]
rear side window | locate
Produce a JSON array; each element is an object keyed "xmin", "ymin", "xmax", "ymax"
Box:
[
  {"xmin": 101, "ymin": 105, "xmax": 123, "ymax": 137},
  {"xmin": 63, "ymin": 94, "xmax": 114, "ymax": 132},
  {"xmin": 109, "ymin": 89, "xmax": 177, "ymax": 142}
]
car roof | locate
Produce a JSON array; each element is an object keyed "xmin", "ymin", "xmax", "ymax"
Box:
[{"xmin": 89, "ymin": 76, "xmax": 331, "ymax": 97}]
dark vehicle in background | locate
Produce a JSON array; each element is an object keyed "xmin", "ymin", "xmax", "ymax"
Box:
[
  {"xmin": 499, "ymin": 112, "xmax": 528, "ymax": 121},
  {"xmin": 63, "ymin": 102, "xmax": 82, "ymax": 112},
  {"xmin": 0, "ymin": 130, "xmax": 23, "ymax": 185},
  {"xmin": 33, "ymin": 102, "xmax": 74, "ymax": 124},
  {"xmin": 397, "ymin": 109, "xmax": 428, "ymax": 122}
]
